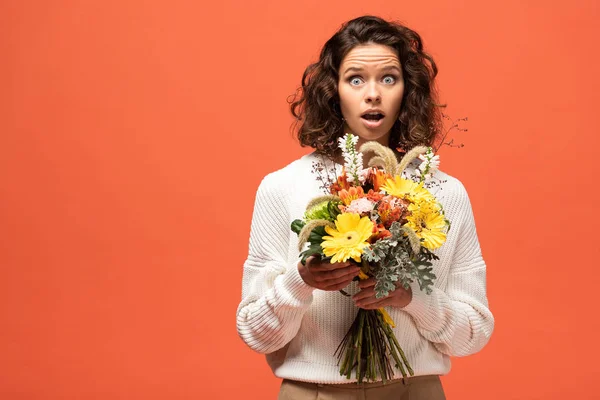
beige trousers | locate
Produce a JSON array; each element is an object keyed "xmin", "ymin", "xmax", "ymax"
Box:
[{"xmin": 278, "ymin": 375, "xmax": 446, "ymax": 400}]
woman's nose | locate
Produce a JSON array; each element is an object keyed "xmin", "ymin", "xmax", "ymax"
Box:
[{"xmin": 365, "ymin": 84, "xmax": 381, "ymax": 103}]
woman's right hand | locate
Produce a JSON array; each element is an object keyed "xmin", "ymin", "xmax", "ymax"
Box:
[{"xmin": 297, "ymin": 255, "xmax": 360, "ymax": 291}]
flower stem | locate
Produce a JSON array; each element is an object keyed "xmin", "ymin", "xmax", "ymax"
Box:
[
  {"xmin": 335, "ymin": 308, "xmax": 414, "ymax": 383},
  {"xmin": 385, "ymin": 321, "xmax": 414, "ymax": 376},
  {"xmin": 355, "ymin": 311, "xmax": 365, "ymax": 380}
]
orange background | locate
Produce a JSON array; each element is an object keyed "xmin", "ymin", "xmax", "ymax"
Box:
[{"xmin": 1, "ymin": 1, "xmax": 599, "ymax": 399}]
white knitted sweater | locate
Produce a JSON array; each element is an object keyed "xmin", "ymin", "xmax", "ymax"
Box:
[{"xmin": 236, "ymin": 151, "xmax": 494, "ymax": 384}]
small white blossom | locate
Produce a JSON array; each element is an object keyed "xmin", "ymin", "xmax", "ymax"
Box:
[
  {"xmin": 414, "ymin": 169, "xmax": 432, "ymax": 180},
  {"xmin": 416, "ymin": 147, "xmax": 440, "ymax": 182},
  {"xmin": 338, "ymin": 133, "xmax": 364, "ymax": 185},
  {"xmin": 357, "ymin": 168, "xmax": 370, "ymax": 184},
  {"xmin": 418, "ymin": 154, "xmax": 440, "ymax": 172}
]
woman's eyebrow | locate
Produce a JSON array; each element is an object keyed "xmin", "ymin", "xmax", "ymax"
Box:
[
  {"xmin": 380, "ymin": 65, "xmax": 402, "ymax": 73},
  {"xmin": 342, "ymin": 66, "xmax": 364, "ymax": 74}
]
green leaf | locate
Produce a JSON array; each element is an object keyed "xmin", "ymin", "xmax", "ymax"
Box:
[
  {"xmin": 327, "ymin": 200, "xmax": 342, "ymax": 219},
  {"xmin": 291, "ymin": 219, "xmax": 306, "ymax": 235},
  {"xmin": 308, "ymin": 225, "xmax": 328, "ymax": 244},
  {"xmin": 299, "ymin": 243, "xmax": 325, "ymax": 265},
  {"xmin": 305, "ymin": 201, "xmax": 336, "ymax": 222},
  {"xmin": 412, "ymin": 260, "xmax": 436, "ymax": 294}
]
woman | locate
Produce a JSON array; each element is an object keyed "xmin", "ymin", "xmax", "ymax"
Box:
[{"xmin": 236, "ymin": 15, "xmax": 494, "ymax": 399}]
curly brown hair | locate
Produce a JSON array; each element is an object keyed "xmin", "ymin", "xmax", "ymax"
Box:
[{"xmin": 289, "ymin": 15, "xmax": 445, "ymax": 159}]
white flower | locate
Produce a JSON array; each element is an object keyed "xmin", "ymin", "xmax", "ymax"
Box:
[
  {"xmin": 416, "ymin": 147, "xmax": 440, "ymax": 181},
  {"xmin": 357, "ymin": 168, "xmax": 370, "ymax": 184},
  {"xmin": 419, "ymin": 154, "xmax": 440, "ymax": 172},
  {"xmin": 346, "ymin": 198, "xmax": 375, "ymax": 214},
  {"xmin": 414, "ymin": 169, "xmax": 432, "ymax": 180},
  {"xmin": 338, "ymin": 133, "xmax": 364, "ymax": 185}
]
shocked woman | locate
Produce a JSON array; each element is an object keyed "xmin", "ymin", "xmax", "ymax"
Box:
[{"xmin": 236, "ymin": 15, "xmax": 494, "ymax": 400}]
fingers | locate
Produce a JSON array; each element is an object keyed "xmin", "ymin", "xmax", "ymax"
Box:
[
  {"xmin": 320, "ymin": 269, "xmax": 359, "ymax": 291},
  {"xmin": 352, "ymin": 286, "xmax": 374, "ymax": 302},
  {"xmin": 314, "ymin": 266, "xmax": 359, "ymax": 283},
  {"xmin": 355, "ymin": 295, "xmax": 390, "ymax": 309},
  {"xmin": 358, "ymin": 278, "xmax": 376, "ymax": 289},
  {"xmin": 307, "ymin": 255, "xmax": 355, "ymax": 271},
  {"xmin": 320, "ymin": 262, "xmax": 354, "ymax": 271},
  {"xmin": 353, "ymin": 283, "xmax": 395, "ymax": 306},
  {"xmin": 323, "ymin": 278, "xmax": 356, "ymax": 291},
  {"xmin": 302, "ymin": 260, "xmax": 358, "ymax": 291},
  {"xmin": 353, "ymin": 286, "xmax": 412, "ymax": 309}
]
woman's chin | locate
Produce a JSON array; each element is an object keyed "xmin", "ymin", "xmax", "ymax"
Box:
[{"xmin": 352, "ymin": 129, "xmax": 392, "ymax": 144}]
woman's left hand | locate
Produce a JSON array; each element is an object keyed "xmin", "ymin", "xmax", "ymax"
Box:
[{"xmin": 352, "ymin": 278, "xmax": 413, "ymax": 309}]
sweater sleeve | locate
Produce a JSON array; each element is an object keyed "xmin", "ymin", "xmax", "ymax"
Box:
[
  {"xmin": 236, "ymin": 174, "xmax": 315, "ymax": 354},
  {"xmin": 401, "ymin": 180, "xmax": 495, "ymax": 357}
]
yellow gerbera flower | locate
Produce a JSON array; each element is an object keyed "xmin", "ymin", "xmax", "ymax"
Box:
[
  {"xmin": 381, "ymin": 176, "xmax": 434, "ymax": 203},
  {"xmin": 407, "ymin": 202, "xmax": 448, "ymax": 250},
  {"xmin": 321, "ymin": 213, "xmax": 374, "ymax": 263}
]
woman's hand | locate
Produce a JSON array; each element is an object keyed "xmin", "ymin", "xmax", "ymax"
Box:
[
  {"xmin": 352, "ymin": 278, "xmax": 412, "ymax": 309},
  {"xmin": 298, "ymin": 255, "xmax": 360, "ymax": 291}
]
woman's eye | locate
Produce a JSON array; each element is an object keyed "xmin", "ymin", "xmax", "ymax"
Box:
[{"xmin": 348, "ymin": 75, "xmax": 396, "ymax": 85}]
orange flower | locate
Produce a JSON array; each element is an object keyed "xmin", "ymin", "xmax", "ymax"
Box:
[
  {"xmin": 366, "ymin": 189, "xmax": 384, "ymax": 203},
  {"xmin": 329, "ymin": 166, "xmax": 351, "ymax": 195},
  {"xmin": 371, "ymin": 223, "xmax": 392, "ymax": 241},
  {"xmin": 370, "ymin": 168, "xmax": 392, "ymax": 192},
  {"xmin": 338, "ymin": 186, "xmax": 365, "ymax": 205},
  {"xmin": 377, "ymin": 195, "xmax": 409, "ymax": 228}
]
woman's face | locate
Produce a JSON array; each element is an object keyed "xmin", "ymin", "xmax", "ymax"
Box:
[{"xmin": 338, "ymin": 43, "xmax": 404, "ymax": 147}]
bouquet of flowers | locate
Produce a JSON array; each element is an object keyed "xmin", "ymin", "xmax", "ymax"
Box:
[{"xmin": 291, "ymin": 133, "xmax": 450, "ymax": 383}]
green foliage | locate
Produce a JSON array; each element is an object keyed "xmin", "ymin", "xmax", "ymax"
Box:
[
  {"xmin": 308, "ymin": 225, "xmax": 327, "ymax": 244},
  {"xmin": 299, "ymin": 243, "xmax": 325, "ymax": 265},
  {"xmin": 388, "ymin": 221, "xmax": 403, "ymax": 239},
  {"xmin": 417, "ymin": 247, "xmax": 440, "ymax": 262},
  {"xmin": 304, "ymin": 201, "xmax": 332, "ymax": 221},
  {"xmin": 304, "ymin": 200, "xmax": 342, "ymax": 222},
  {"xmin": 327, "ymin": 200, "xmax": 342, "ymax": 220},
  {"xmin": 363, "ymin": 222, "xmax": 437, "ymax": 298},
  {"xmin": 291, "ymin": 219, "xmax": 305, "ymax": 235},
  {"xmin": 412, "ymin": 260, "xmax": 436, "ymax": 295},
  {"xmin": 296, "ymin": 225, "xmax": 329, "ymax": 265}
]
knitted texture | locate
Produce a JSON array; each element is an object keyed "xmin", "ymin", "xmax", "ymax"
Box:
[{"xmin": 236, "ymin": 151, "xmax": 494, "ymax": 384}]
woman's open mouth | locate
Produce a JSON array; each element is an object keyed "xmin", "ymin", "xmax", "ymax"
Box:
[{"xmin": 361, "ymin": 112, "xmax": 385, "ymax": 129}]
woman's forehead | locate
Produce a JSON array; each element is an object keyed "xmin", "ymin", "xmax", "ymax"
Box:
[{"xmin": 341, "ymin": 44, "xmax": 400, "ymax": 69}]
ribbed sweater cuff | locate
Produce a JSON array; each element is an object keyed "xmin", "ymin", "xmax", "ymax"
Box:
[
  {"xmin": 279, "ymin": 261, "xmax": 315, "ymax": 303},
  {"xmin": 401, "ymin": 280, "xmax": 436, "ymax": 324}
]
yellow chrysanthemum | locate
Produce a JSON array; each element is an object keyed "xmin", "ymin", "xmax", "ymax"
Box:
[
  {"xmin": 321, "ymin": 213, "xmax": 374, "ymax": 263},
  {"xmin": 407, "ymin": 202, "xmax": 448, "ymax": 250},
  {"xmin": 380, "ymin": 176, "xmax": 435, "ymax": 203}
]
